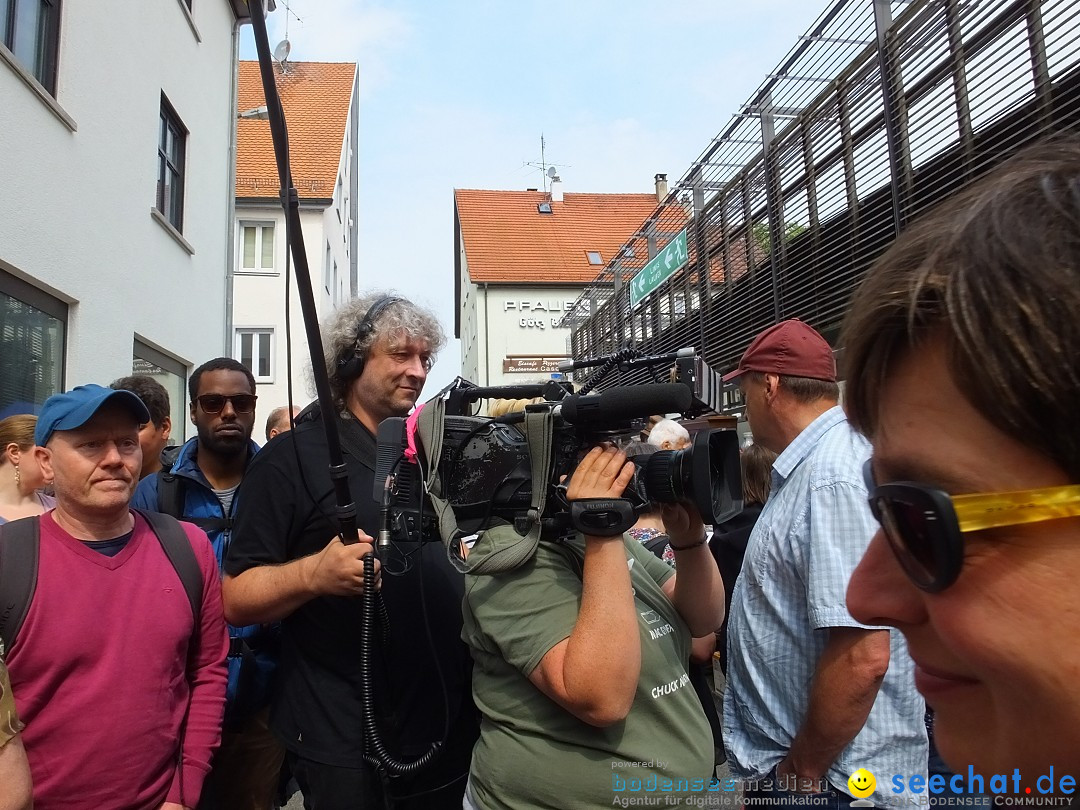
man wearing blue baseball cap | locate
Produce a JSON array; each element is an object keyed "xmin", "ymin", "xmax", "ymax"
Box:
[{"xmin": 1, "ymin": 384, "xmax": 229, "ymax": 810}]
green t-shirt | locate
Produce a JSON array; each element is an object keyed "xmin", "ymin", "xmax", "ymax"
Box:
[{"xmin": 462, "ymin": 534, "xmax": 714, "ymax": 810}]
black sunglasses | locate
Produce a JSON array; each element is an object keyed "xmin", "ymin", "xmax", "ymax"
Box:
[
  {"xmin": 863, "ymin": 460, "xmax": 1080, "ymax": 592},
  {"xmin": 197, "ymin": 394, "xmax": 258, "ymax": 414}
]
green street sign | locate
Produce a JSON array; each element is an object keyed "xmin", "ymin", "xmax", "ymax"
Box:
[{"xmin": 629, "ymin": 228, "xmax": 689, "ymax": 308}]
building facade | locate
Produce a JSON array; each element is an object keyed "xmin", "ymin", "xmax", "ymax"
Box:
[
  {"xmin": 454, "ymin": 186, "xmax": 662, "ymax": 387},
  {"xmin": 0, "ymin": 0, "xmax": 256, "ymax": 436},
  {"xmin": 232, "ymin": 60, "xmax": 358, "ymax": 421}
]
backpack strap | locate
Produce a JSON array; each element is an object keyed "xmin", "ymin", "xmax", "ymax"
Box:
[
  {"xmin": 134, "ymin": 509, "xmax": 203, "ymax": 626},
  {"xmin": 157, "ymin": 470, "xmax": 185, "ymax": 520},
  {"xmin": 0, "ymin": 517, "xmax": 40, "ymax": 658},
  {"xmin": 156, "ymin": 470, "xmax": 232, "ymax": 534},
  {"xmin": 0, "ymin": 512, "xmax": 203, "ymax": 656},
  {"xmin": 642, "ymin": 533, "xmax": 671, "ymax": 560},
  {"xmin": 154, "ymin": 468, "xmax": 232, "ymax": 540}
]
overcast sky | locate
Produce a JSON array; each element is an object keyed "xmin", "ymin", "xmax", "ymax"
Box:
[{"xmin": 240, "ymin": 0, "xmax": 826, "ymax": 394}]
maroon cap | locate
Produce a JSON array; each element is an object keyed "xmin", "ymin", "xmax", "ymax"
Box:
[{"xmin": 722, "ymin": 319, "xmax": 836, "ymax": 382}]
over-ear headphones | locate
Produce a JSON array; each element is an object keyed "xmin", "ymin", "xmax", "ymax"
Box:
[{"xmin": 337, "ymin": 295, "xmax": 404, "ymax": 382}]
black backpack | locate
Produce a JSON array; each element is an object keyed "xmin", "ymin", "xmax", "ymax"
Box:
[
  {"xmin": 157, "ymin": 471, "xmax": 233, "ymax": 534},
  {"xmin": 155, "ymin": 468, "xmax": 278, "ymax": 729},
  {"xmin": 0, "ymin": 509, "xmax": 202, "ymax": 658}
]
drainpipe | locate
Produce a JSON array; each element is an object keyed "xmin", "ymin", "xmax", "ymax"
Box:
[
  {"xmin": 224, "ymin": 16, "xmax": 243, "ymax": 357},
  {"xmin": 480, "ymin": 283, "xmax": 494, "ymax": 386},
  {"xmin": 348, "ymin": 67, "xmax": 359, "ymax": 296}
]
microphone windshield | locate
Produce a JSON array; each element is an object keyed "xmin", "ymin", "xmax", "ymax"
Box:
[{"xmin": 560, "ymin": 383, "xmax": 691, "ymax": 426}]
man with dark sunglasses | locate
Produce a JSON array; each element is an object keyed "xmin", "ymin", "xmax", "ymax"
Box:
[
  {"xmin": 133, "ymin": 357, "xmax": 281, "ymax": 810},
  {"xmin": 721, "ymin": 319, "xmax": 927, "ymax": 809}
]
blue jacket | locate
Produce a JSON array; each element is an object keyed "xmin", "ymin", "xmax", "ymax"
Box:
[{"xmin": 133, "ymin": 437, "xmax": 277, "ymax": 724}]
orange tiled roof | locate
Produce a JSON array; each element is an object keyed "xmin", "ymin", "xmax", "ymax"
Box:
[
  {"xmin": 455, "ymin": 189, "xmax": 662, "ymax": 284},
  {"xmin": 236, "ymin": 61, "xmax": 356, "ymax": 200}
]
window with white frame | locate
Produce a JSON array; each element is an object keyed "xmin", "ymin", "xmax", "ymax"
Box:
[
  {"xmin": 234, "ymin": 328, "xmax": 273, "ymax": 382},
  {"xmin": 239, "ymin": 222, "xmax": 275, "ymax": 272}
]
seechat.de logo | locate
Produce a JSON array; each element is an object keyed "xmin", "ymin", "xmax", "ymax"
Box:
[{"xmin": 849, "ymin": 768, "xmax": 877, "ymax": 807}]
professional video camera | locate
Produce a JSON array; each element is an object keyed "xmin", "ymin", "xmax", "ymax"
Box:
[{"xmin": 374, "ymin": 347, "xmax": 743, "ymax": 552}]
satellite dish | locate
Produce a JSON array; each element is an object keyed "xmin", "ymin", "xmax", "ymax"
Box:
[
  {"xmin": 547, "ymin": 166, "xmax": 558, "ymax": 178},
  {"xmin": 273, "ymin": 39, "xmax": 292, "ymax": 63}
]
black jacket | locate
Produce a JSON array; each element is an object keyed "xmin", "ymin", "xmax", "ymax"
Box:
[{"xmin": 709, "ymin": 503, "xmax": 763, "ymax": 673}]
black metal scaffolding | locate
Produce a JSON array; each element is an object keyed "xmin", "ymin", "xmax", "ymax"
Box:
[{"xmin": 565, "ymin": 0, "xmax": 1080, "ymax": 410}]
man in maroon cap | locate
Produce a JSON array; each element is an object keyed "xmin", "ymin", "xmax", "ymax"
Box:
[{"xmin": 721, "ymin": 320, "xmax": 927, "ymax": 809}]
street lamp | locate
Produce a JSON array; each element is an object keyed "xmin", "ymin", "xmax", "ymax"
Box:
[{"xmin": 237, "ymin": 105, "xmax": 269, "ymax": 120}]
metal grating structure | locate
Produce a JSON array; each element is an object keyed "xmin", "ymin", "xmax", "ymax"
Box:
[{"xmin": 565, "ymin": 0, "xmax": 1080, "ymax": 406}]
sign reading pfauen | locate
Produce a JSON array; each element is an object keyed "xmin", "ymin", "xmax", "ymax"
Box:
[
  {"xmin": 503, "ymin": 356, "xmax": 569, "ymax": 374},
  {"xmin": 504, "ymin": 299, "xmax": 578, "ymax": 329}
]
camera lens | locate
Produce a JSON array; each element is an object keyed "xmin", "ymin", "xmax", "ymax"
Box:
[
  {"xmin": 636, "ymin": 429, "xmax": 743, "ymax": 524},
  {"xmin": 640, "ymin": 450, "xmax": 682, "ymax": 504}
]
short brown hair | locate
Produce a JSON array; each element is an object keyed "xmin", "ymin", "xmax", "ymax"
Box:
[
  {"xmin": 842, "ymin": 137, "xmax": 1080, "ymax": 479},
  {"xmin": 111, "ymin": 375, "xmax": 171, "ymax": 428}
]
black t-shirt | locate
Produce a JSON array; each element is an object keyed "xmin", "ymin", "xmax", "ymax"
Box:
[
  {"xmin": 225, "ymin": 413, "xmax": 479, "ymax": 781},
  {"xmin": 84, "ymin": 530, "xmax": 134, "ymax": 557}
]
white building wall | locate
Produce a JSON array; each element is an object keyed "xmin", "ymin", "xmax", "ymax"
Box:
[
  {"xmin": 0, "ymin": 1, "xmax": 240, "ymax": 406},
  {"xmin": 458, "ymin": 227, "xmax": 481, "ymax": 383},
  {"xmin": 232, "ymin": 205, "xmax": 340, "ymax": 429},
  {"xmin": 469, "ymin": 286, "xmax": 583, "ymax": 387},
  {"xmin": 231, "ymin": 68, "xmax": 357, "ymax": 435},
  {"xmin": 461, "ymin": 280, "xmax": 480, "ymax": 385},
  {"xmin": 320, "ymin": 183, "xmax": 353, "ymax": 312}
]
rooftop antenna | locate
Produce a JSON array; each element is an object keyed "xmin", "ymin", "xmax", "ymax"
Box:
[
  {"xmin": 523, "ymin": 134, "xmax": 570, "ymax": 193},
  {"xmin": 273, "ymin": 38, "xmax": 292, "ymax": 72},
  {"xmin": 273, "ymin": 0, "xmax": 302, "ymax": 74}
]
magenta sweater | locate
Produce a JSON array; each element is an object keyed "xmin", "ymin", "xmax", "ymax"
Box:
[{"xmin": 7, "ymin": 510, "xmax": 229, "ymax": 809}]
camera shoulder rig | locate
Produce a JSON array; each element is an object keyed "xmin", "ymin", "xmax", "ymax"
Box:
[{"xmin": 417, "ymin": 395, "xmax": 554, "ymax": 575}]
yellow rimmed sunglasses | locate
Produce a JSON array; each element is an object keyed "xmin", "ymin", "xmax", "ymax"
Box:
[{"xmin": 862, "ymin": 461, "xmax": 1080, "ymax": 592}]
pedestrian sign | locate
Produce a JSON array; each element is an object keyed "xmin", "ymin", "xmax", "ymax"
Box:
[{"xmin": 629, "ymin": 229, "xmax": 689, "ymax": 308}]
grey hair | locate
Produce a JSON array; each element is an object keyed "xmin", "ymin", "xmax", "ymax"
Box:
[
  {"xmin": 647, "ymin": 418, "xmax": 690, "ymax": 449},
  {"xmin": 320, "ymin": 291, "xmax": 447, "ymax": 409}
]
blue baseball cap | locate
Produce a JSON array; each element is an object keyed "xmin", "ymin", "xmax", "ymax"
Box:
[{"xmin": 34, "ymin": 384, "xmax": 151, "ymax": 446}]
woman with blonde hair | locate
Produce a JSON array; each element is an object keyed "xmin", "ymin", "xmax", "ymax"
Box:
[{"xmin": 0, "ymin": 414, "xmax": 54, "ymax": 524}]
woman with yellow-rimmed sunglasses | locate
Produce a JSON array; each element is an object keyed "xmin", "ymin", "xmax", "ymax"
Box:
[{"xmin": 842, "ymin": 138, "xmax": 1080, "ymax": 787}]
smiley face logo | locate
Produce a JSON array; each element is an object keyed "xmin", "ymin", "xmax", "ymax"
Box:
[{"xmin": 848, "ymin": 768, "xmax": 876, "ymax": 799}]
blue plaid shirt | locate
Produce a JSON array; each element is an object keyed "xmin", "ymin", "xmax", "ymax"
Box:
[{"xmin": 723, "ymin": 406, "xmax": 927, "ymax": 802}]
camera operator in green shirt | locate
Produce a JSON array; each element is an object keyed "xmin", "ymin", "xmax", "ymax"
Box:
[{"xmin": 461, "ymin": 444, "xmax": 727, "ymax": 809}]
